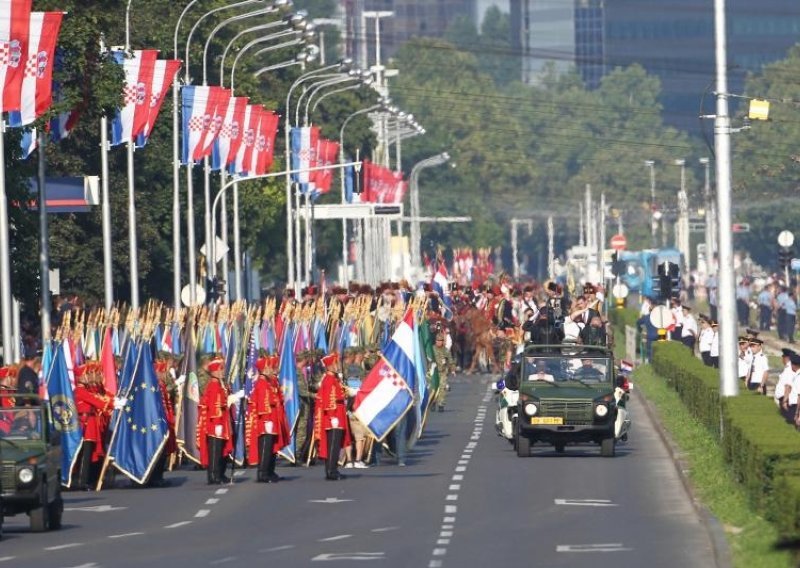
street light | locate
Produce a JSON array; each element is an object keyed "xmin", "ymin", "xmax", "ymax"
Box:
[
  {"xmin": 699, "ymin": 157, "xmax": 715, "ymax": 274},
  {"xmin": 410, "ymin": 152, "xmax": 450, "ymax": 268},
  {"xmin": 674, "ymin": 159, "xmax": 689, "ymax": 270}
]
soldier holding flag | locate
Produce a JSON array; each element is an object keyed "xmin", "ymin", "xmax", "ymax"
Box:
[
  {"xmin": 198, "ymin": 357, "xmax": 241, "ymax": 485},
  {"xmin": 248, "ymin": 355, "xmax": 290, "ymax": 483},
  {"xmin": 314, "ymin": 353, "xmax": 350, "ymax": 481}
]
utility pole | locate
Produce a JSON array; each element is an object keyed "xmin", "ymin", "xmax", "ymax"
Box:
[
  {"xmin": 598, "ymin": 192, "xmax": 606, "ymax": 284},
  {"xmin": 700, "ymin": 157, "xmax": 715, "ymax": 274},
  {"xmin": 578, "ymin": 202, "xmax": 584, "ymax": 246},
  {"xmin": 585, "ymin": 184, "xmax": 593, "ymax": 250},
  {"xmin": 675, "ymin": 159, "xmax": 690, "ymax": 271},
  {"xmin": 547, "ymin": 215, "xmax": 555, "ymax": 279},
  {"xmin": 714, "ymin": 0, "xmax": 738, "ymax": 397},
  {"xmin": 645, "ymin": 160, "xmax": 657, "ymax": 248},
  {"xmin": 510, "ymin": 218, "xmax": 534, "ymax": 280}
]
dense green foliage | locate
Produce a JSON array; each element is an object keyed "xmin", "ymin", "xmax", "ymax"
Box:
[{"xmin": 652, "ymin": 341, "xmax": 800, "ymax": 543}]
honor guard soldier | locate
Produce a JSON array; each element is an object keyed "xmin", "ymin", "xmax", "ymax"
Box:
[
  {"xmin": 149, "ymin": 358, "xmax": 178, "ymax": 487},
  {"xmin": 433, "ymin": 334, "xmax": 455, "ymax": 412},
  {"xmin": 74, "ymin": 363, "xmax": 112, "ymax": 490},
  {"xmin": 314, "ymin": 352, "xmax": 351, "ymax": 481},
  {"xmin": 248, "ymin": 355, "xmax": 290, "ymax": 483},
  {"xmin": 199, "ymin": 357, "xmax": 241, "ymax": 485}
]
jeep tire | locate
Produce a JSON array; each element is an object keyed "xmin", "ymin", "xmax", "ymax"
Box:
[{"xmin": 600, "ymin": 436, "xmax": 616, "ymax": 457}]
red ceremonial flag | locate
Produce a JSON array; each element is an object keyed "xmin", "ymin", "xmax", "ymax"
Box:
[
  {"xmin": 256, "ymin": 111, "xmax": 279, "ymax": 175},
  {"xmin": 240, "ymin": 104, "xmax": 262, "ymax": 176},
  {"xmin": 100, "ymin": 327, "xmax": 117, "ymax": 397},
  {"xmin": 361, "ymin": 159, "xmax": 375, "ymax": 203},
  {"xmin": 15, "ymin": 11, "xmax": 62, "ymax": 126},
  {"xmin": 137, "ymin": 58, "xmax": 181, "ymax": 146},
  {"xmin": 194, "ymin": 86, "xmax": 229, "ymax": 161},
  {"xmin": 0, "ymin": 0, "xmax": 32, "ymax": 113},
  {"xmin": 130, "ymin": 49, "xmax": 157, "ymax": 140},
  {"xmin": 311, "ymin": 139, "xmax": 340, "ymax": 194},
  {"xmin": 225, "ymin": 96, "xmax": 248, "ymax": 167}
]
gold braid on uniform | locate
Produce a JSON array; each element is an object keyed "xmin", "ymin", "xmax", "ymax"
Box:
[{"xmin": 328, "ymin": 379, "xmax": 337, "ymax": 411}]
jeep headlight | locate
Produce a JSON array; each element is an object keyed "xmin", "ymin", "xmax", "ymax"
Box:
[
  {"xmin": 18, "ymin": 466, "xmax": 35, "ymax": 484},
  {"xmin": 594, "ymin": 404, "xmax": 609, "ymax": 418},
  {"xmin": 524, "ymin": 402, "xmax": 538, "ymax": 416}
]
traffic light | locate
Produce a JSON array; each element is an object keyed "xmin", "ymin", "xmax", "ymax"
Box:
[
  {"xmin": 215, "ymin": 278, "xmax": 227, "ymax": 301},
  {"xmin": 206, "ymin": 276, "xmax": 216, "ymax": 303},
  {"xmin": 779, "ymin": 246, "xmax": 793, "ymax": 269},
  {"xmin": 611, "ymin": 252, "xmax": 624, "ymax": 277},
  {"xmin": 657, "ymin": 261, "xmax": 680, "ymax": 300}
]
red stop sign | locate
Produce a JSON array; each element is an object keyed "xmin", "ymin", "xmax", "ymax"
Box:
[{"xmin": 610, "ymin": 234, "xmax": 627, "ymax": 251}]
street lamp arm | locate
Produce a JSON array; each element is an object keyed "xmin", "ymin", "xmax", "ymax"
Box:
[
  {"xmin": 311, "ymin": 83, "xmax": 362, "ymax": 115},
  {"xmin": 233, "ymin": 36, "xmax": 304, "ymax": 92},
  {"xmin": 294, "ymin": 73, "xmax": 349, "ymax": 125},
  {"xmin": 304, "ymin": 76, "xmax": 361, "ymax": 124},
  {"xmin": 254, "ymin": 58, "xmax": 302, "ymax": 77},
  {"xmin": 221, "ymin": 19, "xmax": 288, "ymax": 87},
  {"xmin": 185, "ymin": 0, "xmax": 260, "ymax": 83}
]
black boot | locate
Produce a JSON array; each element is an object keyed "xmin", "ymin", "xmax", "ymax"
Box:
[
  {"xmin": 267, "ymin": 442, "xmax": 281, "ymax": 482},
  {"xmin": 257, "ymin": 434, "xmax": 274, "ymax": 482},
  {"xmin": 207, "ymin": 436, "xmax": 222, "ymax": 485},
  {"xmin": 326, "ymin": 429, "xmax": 345, "ymax": 480},
  {"xmin": 75, "ymin": 441, "xmax": 95, "ymax": 491}
]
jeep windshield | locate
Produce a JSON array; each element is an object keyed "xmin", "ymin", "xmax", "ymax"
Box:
[
  {"xmin": 0, "ymin": 408, "xmax": 42, "ymax": 440},
  {"xmin": 523, "ymin": 356, "xmax": 612, "ymax": 385}
]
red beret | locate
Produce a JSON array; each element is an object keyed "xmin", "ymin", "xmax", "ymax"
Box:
[
  {"xmin": 154, "ymin": 361, "xmax": 168, "ymax": 373},
  {"xmin": 0, "ymin": 367, "xmax": 8, "ymax": 379},
  {"xmin": 74, "ymin": 364, "xmax": 88, "ymax": 378},
  {"xmin": 268, "ymin": 355, "xmax": 280, "ymax": 369},
  {"xmin": 321, "ymin": 353, "xmax": 338, "ymax": 367},
  {"xmin": 207, "ymin": 358, "xmax": 225, "ymax": 373}
]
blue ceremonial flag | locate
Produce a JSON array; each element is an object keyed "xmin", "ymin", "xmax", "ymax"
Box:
[
  {"xmin": 314, "ymin": 319, "xmax": 329, "ymax": 353},
  {"xmin": 226, "ymin": 325, "xmax": 246, "ymax": 465},
  {"xmin": 412, "ymin": 316, "xmax": 429, "ymax": 438},
  {"xmin": 177, "ymin": 324, "xmax": 201, "ymax": 463},
  {"xmin": 278, "ymin": 324, "xmax": 299, "ymax": 462},
  {"xmin": 109, "ymin": 344, "xmax": 169, "ymax": 484},
  {"xmin": 345, "ymin": 164, "xmax": 354, "ymax": 203},
  {"xmin": 47, "ymin": 342, "xmax": 83, "ymax": 487}
]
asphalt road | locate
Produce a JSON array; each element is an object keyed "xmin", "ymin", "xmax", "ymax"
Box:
[{"xmin": 0, "ymin": 375, "xmax": 717, "ymax": 568}]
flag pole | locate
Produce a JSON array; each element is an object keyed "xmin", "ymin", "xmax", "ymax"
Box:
[
  {"xmin": 38, "ymin": 130, "xmax": 51, "ymax": 344},
  {"xmin": 0, "ymin": 121, "xmax": 13, "ymax": 362},
  {"xmin": 127, "ymin": 141, "xmax": 140, "ymax": 310}
]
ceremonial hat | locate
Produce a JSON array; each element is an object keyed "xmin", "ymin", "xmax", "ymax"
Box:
[
  {"xmin": 745, "ymin": 328, "xmax": 760, "ymax": 338},
  {"xmin": 738, "ymin": 336, "xmax": 749, "ymax": 344},
  {"xmin": 74, "ymin": 364, "xmax": 88, "ymax": 378},
  {"xmin": 583, "ymin": 283, "xmax": 596, "ymax": 294},
  {"xmin": 681, "ymin": 304, "xmax": 691, "ymax": 311},
  {"xmin": 321, "ymin": 352, "xmax": 338, "ymax": 367},
  {"xmin": 790, "ymin": 353, "xmax": 800, "ymax": 366},
  {"xmin": 267, "ymin": 355, "xmax": 280, "ymax": 369},
  {"xmin": 782, "ymin": 348, "xmax": 797, "ymax": 357},
  {"xmin": 154, "ymin": 360, "xmax": 168, "ymax": 373},
  {"xmin": 710, "ymin": 320, "xmax": 718, "ymax": 327},
  {"xmin": 255, "ymin": 357, "xmax": 268, "ymax": 372},
  {"xmin": 0, "ymin": 366, "xmax": 9, "ymax": 379},
  {"xmin": 748, "ymin": 338, "xmax": 763, "ymax": 345},
  {"xmin": 206, "ymin": 357, "xmax": 225, "ymax": 373}
]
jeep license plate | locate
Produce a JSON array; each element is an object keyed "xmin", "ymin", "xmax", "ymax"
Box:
[{"xmin": 531, "ymin": 417, "xmax": 563, "ymax": 425}]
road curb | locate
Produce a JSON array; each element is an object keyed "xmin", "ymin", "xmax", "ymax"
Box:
[{"xmin": 633, "ymin": 387, "xmax": 733, "ymax": 568}]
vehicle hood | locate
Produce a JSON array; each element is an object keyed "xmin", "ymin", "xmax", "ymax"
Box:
[
  {"xmin": 520, "ymin": 383, "xmax": 613, "ymax": 400},
  {"xmin": 1, "ymin": 445, "xmax": 47, "ymax": 465}
]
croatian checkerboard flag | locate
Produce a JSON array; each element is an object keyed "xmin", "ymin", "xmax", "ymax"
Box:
[
  {"xmin": 255, "ymin": 111, "xmax": 279, "ymax": 175},
  {"xmin": 0, "ymin": 0, "xmax": 31, "ymax": 113},
  {"xmin": 211, "ymin": 95, "xmax": 247, "ymax": 171},
  {"xmin": 432, "ymin": 262, "xmax": 452, "ymax": 308},
  {"xmin": 182, "ymin": 85, "xmax": 228, "ymax": 165},
  {"xmin": 352, "ymin": 308, "xmax": 416, "ymax": 441},
  {"xmin": 136, "ymin": 58, "xmax": 181, "ymax": 148},
  {"xmin": 111, "ymin": 49, "xmax": 157, "ymax": 146},
  {"xmin": 290, "ymin": 125, "xmax": 319, "ymax": 194},
  {"xmin": 234, "ymin": 104, "xmax": 263, "ymax": 177},
  {"xmin": 7, "ymin": 11, "xmax": 61, "ymax": 127}
]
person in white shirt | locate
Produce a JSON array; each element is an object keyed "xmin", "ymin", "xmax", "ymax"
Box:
[
  {"xmin": 747, "ymin": 338, "xmax": 769, "ymax": 394},
  {"xmin": 738, "ymin": 337, "xmax": 754, "ymax": 382},
  {"xmin": 671, "ymin": 298, "xmax": 684, "ymax": 340},
  {"xmin": 709, "ymin": 321, "xmax": 720, "ymax": 368},
  {"xmin": 698, "ymin": 317, "xmax": 714, "ymax": 366},
  {"xmin": 780, "ymin": 353, "xmax": 800, "ymax": 425},
  {"xmin": 773, "ymin": 348, "xmax": 796, "ymax": 407},
  {"xmin": 680, "ymin": 305, "xmax": 698, "ymax": 351}
]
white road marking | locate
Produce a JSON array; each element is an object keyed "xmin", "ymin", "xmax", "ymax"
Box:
[
  {"xmin": 309, "ymin": 497, "xmax": 354, "ymax": 504},
  {"xmin": 445, "ymin": 505, "xmax": 457, "ymax": 513},
  {"xmin": 210, "ymin": 557, "xmax": 238, "ymax": 565},
  {"xmin": 0, "ymin": 559, "xmax": 16, "ymax": 564},
  {"xmin": 440, "ymin": 531, "xmax": 453, "ymax": 538},
  {"xmin": 260, "ymin": 545, "xmax": 295, "ymax": 552},
  {"xmin": 64, "ymin": 505, "xmax": 127, "ymax": 512},
  {"xmin": 455, "ymin": 466, "xmax": 466, "ymax": 472},
  {"xmin": 557, "ymin": 544, "xmax": 633, "ymax": 553},
  {"xmin": 164, "ymin": 521, "xmax": 192, "ymax": 529},
  {"xmin": 457, "ymin": 460, "xmax": 469, "ymax": 465},
  {"xmin": 432, "ymin": 548, "xmax": 447, "ymax": 556},
  {"xmin": 441, "ymin": 525, "xmax": 453, "ymax": 530},
  {"xmin": 554, "ymin": 499, "xmax": 619, "ymax": 507},
  {"xmin": 215, "ymin": 488, "xmax": 229, "ymax": 495},
  {"xmin": 436, "ymin": 539, "xmax": 450, "ymax": 545},
  {"xmin": 371, "ymin": 526, "xmax": 399, "ymax": 533},
  {"xmin": 443, "ymin": 516, "xmax": 456, "ymax": 523},
  {"xmin": 448, "ymin": 484, "xmax": 461, "ymax": 491},
  {"xmin": 466, "ymin": 442, "xmax": 477, "ymax": 448},
  {"xmin": 452, "ymin": 474, "xmax": 463, "ymax": 481},
  {"xmin": 108, "ymin": 532, "xmax": 144, "ymax": 539},
  {"xmin": 311, "ymin": 552, "xmax": 385, "ymax": 561},
  {"xmin": 205, "ymin": 498, "xmax": 220, "ymax": 505},
  {"xmin": 446, "ymin": 494, "xmax": 458, "ymax": 501},
  {"xmin": 62, "ymin": 564, "xmax": 97, "ymax": 568},
  {"xmin": 319, "ymin": 535, "xmax": 352, "ymax": 542},
  {"xmin": 195, "ymin": 509, "xmax": 211, "ymax": 518},
  {"xmin": 45, "ymin": 543, "xmax": 83, "ymax": 551},
  {"xmin": 234, "ymin": 470, "xmax": 246, "ymax": 477},
  {"xmin": 428, "ymin": 561, "xmax": 443, "ymax": 568}
]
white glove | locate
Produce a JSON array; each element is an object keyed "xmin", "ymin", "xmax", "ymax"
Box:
[
  {"xmin": 331, "ymin": 417, "xmax": 339, "ymax": 428},
  {"xmin": 430, "ymin": 363, "xmax": 437, "ymax": 372},
  {"xmin": 226, "ymin": 394, "xmax": 238, "ymax": 406},
  {"xmin": 174, "ymin": 374, "xmax": 186, "ymax": 387},
  {"xmin": 214, "ymin": 424, "xmax": 223, "ymax": 437},
  {"xmin": 347, "ymin": 387, "xmax": 358, "ymax": 397},
  {"xmin": 264, "ymin": 420, "xmax": 274, "ymax": 434},
  {"xmin": 168, "ymin": 368, "xmax": 176, "ymax": 380},
  {"xmin": 234, "ymin": 389, "xmax": 245, "ymax": 400},
  {"xmin": 113, "ymin": 397, "xmax": 127, "ymax": 410}
]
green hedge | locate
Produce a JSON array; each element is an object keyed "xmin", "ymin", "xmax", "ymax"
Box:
[{"xmin": 652, "ymin": 341, "xmax": 800, "ymax": 540}]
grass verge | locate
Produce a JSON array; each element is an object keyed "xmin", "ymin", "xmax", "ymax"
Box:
[{"xmin": 634, "ymin": 364, "xmax": 792, "ymax": 568}]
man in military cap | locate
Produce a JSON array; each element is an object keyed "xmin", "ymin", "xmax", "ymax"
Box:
[
  {"xmin": 746, "ymin": 338, "xmax": 769, "ymax": 394},
  {"xmin": 314, "ymin": 353, "xmax": 350, "ymax": 480},
  {"xmin": 780, "ymin": 353, "xmax": 800, "ymax": 425},
  {"xmin": 774, "ymin": 348, "xmax": 796, "ymax": 408},
  {"xmin": 433, "ymin": 334, "xmax": 455, "ymax": 412},
  {"xmin": 73, "ymin": 363, "xmax": 112, "ymax": 490},
  {"xmin": 248, "ymin": 355, "xmax": 289, "ymax": 482},
  {"xmin": 198, "ymin": 357, "xmax": 241, "ymax": 484}
]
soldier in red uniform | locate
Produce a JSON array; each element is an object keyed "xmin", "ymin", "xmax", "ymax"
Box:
[
  {"xmin": 198, "ymin": 357, "xmax": 238, "ymax": 485},
  {"xmin": 314, "ymin": 352, "xmax": 351, "ymax": 481},
  {"xmin": 74, "ymin": 363, "xmax": 112, "ymax": 490},
  {"xmin": 149, "ymin": 357, "xmax": 178, "ymax": 487},
  {"xmin": 247, "ymin": 355, "xmax": 290, "ymax": 483}
]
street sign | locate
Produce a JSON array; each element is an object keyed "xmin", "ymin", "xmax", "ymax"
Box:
[
  {"xmin": 778, "ymin": 230, "xmax": 795, "ymax": 248},
  {"xmin": 200, "ymin": 236, "xmax": 229, "ymax": 264},
  {"xmin": 609, "ymin": 234, "xmax": 627, "ymax": 251},
  {"xmin": 791, "ymin": 258, "xmax": 800, "ymax": 271},
  {"xmin": 612, "ymin": 283, "xmax": 629, "ymax": 299},
  {"xmin": 649, "ymin": 305, "xmax": 675, "ymax": 330}
]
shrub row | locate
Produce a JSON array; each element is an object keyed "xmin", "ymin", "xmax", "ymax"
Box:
[{"xmin": 651, "ymin": 341, "xmax": 800, "ymax": 540}]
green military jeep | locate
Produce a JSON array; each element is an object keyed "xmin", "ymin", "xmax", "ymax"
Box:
[
  {"xmin": 514, "ymin": 344, "xmax": 618, "ymax": 457},
  {"xmin": 0, "ymin": 394, "xmax": 63, "ymax": 533}
]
